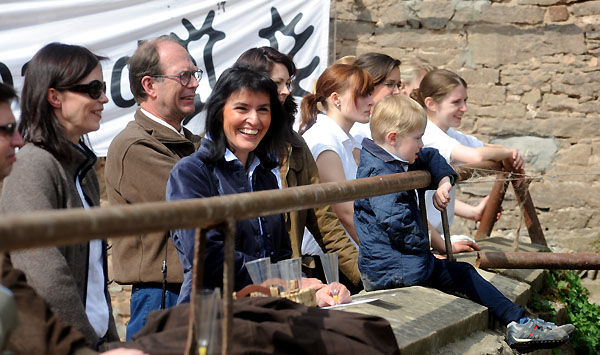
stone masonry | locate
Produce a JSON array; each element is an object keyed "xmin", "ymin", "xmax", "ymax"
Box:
[{"xmin": 331, "ymin": 0, "xmax": 600, "ymax": 254}]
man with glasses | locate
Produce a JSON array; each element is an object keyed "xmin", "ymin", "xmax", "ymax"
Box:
[{"xmin": 105, "ymin": 36, "xmax": 201, "ymax": 340}]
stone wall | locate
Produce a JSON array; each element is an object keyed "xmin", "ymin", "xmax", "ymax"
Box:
[{"xmin": 331, "ymin": 0, "xmax": 600, "ymax": 252}]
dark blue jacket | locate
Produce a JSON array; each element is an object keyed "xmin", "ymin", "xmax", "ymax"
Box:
[
  {"xmin": 354, "ymin": 139, "xmax": 457, "ymax": 290},
  {"xmin": 167, "ymin": 140, "xmax": 292, "ymax": 303}
]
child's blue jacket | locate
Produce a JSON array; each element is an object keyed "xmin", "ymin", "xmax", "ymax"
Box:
[{"xmin": 354, "ymin": 138, "xmax": 457, "ymax": 290}]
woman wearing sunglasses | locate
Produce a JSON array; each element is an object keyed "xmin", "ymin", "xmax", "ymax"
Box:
[{"xmin": 0, "ymin": 42, "xmax": 119, "ymax": 349}]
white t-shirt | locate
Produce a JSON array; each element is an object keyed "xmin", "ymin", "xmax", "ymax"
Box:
[
  {"xmin": 75, "ymin": 160, "xmax": 109, "ymax": 339},
  {"xmin": 422, "ymin": 121, "xmax": 483, "ymax": 236},
  {"xmin": 300, "ymin": 113, "xmax": 360, "ymax": 255},
  {"xmin": 349, "ymin": 122, "xmax": 371, "ymax": 148}
]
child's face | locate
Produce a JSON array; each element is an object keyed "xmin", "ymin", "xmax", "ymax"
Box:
[
  {"xmin": 431, "ymin": 85, "xmax": 468, "ymax": 131},
  {"xmin": 392, "ymin": 128, "xmax": 425, "ymax": 164}
]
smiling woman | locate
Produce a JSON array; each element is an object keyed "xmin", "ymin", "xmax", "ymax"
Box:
[
  {"xmin": 166, "ymin": 64, "xmax": 291, "ymax": 304},
  {"xmin": 0, "ymin": 42, "xmax": 119, "ymax": 347}
]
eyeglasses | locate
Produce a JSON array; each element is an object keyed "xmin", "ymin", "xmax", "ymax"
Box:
[
  {"xmin": 57, "ymin": 80, "xmax": 106, "ymax": 100},
  {"xmin": 275, "ymin": 80, "xmax": 292, "ymax": 91},
  {"xmin": 382, "ymin": 82, "xmax": 402, "ymax": 90},
  {"xmin": 0, "ymin": 122, "xmax": 17, "ymax": 137},
  {"xmin": 151, "ymin": 69, "xmax": 203, "ymax": 86}
]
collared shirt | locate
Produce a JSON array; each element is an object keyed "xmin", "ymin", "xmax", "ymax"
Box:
[
  {"xmin": 301, "ymin": 113, "xmax": 360, "ymax": 254},
  {"xmin": 140, "ymin": 108, "xmax": 184, "ymax": 136}
]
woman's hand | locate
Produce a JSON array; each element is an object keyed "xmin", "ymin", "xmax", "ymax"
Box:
[
  {"xmin": 315, "ymin": 282, "xmax": 352, "ymax": 307},
  {"xmin": 451, "ymin": 240, "xmax": 480, "ymax": 253}
]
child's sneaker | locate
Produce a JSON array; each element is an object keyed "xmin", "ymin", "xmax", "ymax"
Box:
[{"xmin": 505, "ymin": 318, "xmax": 572, "ymax": 353}]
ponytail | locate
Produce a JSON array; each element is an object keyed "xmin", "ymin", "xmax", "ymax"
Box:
[{"xmin": 299, "ymin": 93, "xmax": 319, "ymax": 134}]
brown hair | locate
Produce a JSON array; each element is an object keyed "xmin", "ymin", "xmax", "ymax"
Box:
[
  {"xmin": 370, "ymin": 94, "xmax": 426, "ymax": 144},
  {"xmin": 300, "ymin": 64, "xmax": 373, "ymax": 134},
  {"xmin": 128, "ymin": 35, "xmax": 182, "ymax": 103},
  {"xmin": 354, "ymin": 52, "xmax": 401, "ymax": 86},
  {"xmin": 411, "ymin": 69, "xmax": 467, "ymax": 109}
]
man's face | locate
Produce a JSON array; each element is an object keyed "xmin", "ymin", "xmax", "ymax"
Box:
[
  {"xmin": 0, "ymin": 102, "xmax": 24, "ymax": 180},
  {"xmin": 152, "ymin": 41, "xmax": 199, "ymax": 123}
]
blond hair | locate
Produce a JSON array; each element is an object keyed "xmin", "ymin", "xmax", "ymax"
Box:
[
  {"xmin": 400, "ymin": 58, "xmax": 435, "ymax": 86},
  {"xmin": 334, "ymin": 55, "xmax": 356, "ymax": 65},
  {"xmin": 370, "ymin": 94, "xmax": 427, "ymax": 144}
]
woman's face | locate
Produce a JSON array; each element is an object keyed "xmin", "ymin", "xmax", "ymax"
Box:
[
  {"xmin": 222, "ymin": 88, "xmax": 271, "ymax": 164},
  {"xmin": 337, "ymin": 89, "xmax": 374, "ymax": 125},
  {"xmin": 269, "ymin": 63, "xmax": 291, "ymax": 104},
  {"xmin": 53, "ymin": 64, "xmax": 108, "ymax": 143},
  {"xmin": 429, "ymin": 85, "xmax": 468, "ymax": 131},
  {"xmin": 400, "ymin": 69, "xmax": 426, "ymax": 96},
  {"xmin": 371, "ymin": 67, "xmax": 400, "ymax": 103}
]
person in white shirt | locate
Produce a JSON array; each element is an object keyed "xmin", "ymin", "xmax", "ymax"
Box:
[
  {"xmin": 300, "ymin": 64, "xmax": 374, "ymax": 247},
  {"xmin": 349, "ymin": 53, "xmax": 402, "ymax": 146},
  {"xmin": 413, "ymin": 69, "xmax": 524, "ymax": 254}
]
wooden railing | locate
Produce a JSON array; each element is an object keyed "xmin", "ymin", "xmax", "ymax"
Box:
[{"xmin": 0, "ymin": 161, "xmax": 546, "ymax": 354}]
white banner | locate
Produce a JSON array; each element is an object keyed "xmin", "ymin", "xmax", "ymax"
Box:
[{"xmin": 0, "ymin": 0, "xmax": 330, "ymax": 155}]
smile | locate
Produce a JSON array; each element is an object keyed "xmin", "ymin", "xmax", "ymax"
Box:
[{"xmin": 239, "ymin": 128, "xmax": 259, "ymax": 135}]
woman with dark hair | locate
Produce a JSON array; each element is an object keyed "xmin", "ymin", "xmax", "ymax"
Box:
[
  {"xmin": 0, "ymin": 42, "xmax": 119, "ymax": 348},
  {"xmin": 167, "ymin": 64, "xmax": 291, "ymax": 304},
  {"xmin": 350, "ymin": 52, "xmax": 402, "ymax": 145},
  {"xmin": 235, "ymin": 47, "xmax": 362, "ymax": 290}
]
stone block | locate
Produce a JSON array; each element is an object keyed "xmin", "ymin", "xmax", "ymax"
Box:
[
  {"xmin": 376, "ymin": 30, "xmax": 464, "ymax": 49},
  {"xmin": 476, "ymin": 115, "xmax": 600, "ymax": 139},
  {"xmin": 376, "ymin": 1, "xmax": 411, "ymax": 27},
  {"xmin": 548, "ymin": 6, "xmax": 569, "ymax": 22},
  {"xmin": 454, "ymin": 3, "xmax": 545, "ymax": 25},
  {"xmin": 490, "ymin": 136, "xmax": 558, "ymax": 172},
  {"xmin": 470, "ymin": 24, "xmax": 586, "ymax": 67},
  {"xmin": 542, "ymin": 93, "xmax": 580, "ymax": 111},
  {"xmin": 530, "ymin": 181, "xmax": 600, "ymax": 209},
  {"xmin": 518, "ymin": 0, "xmax": 562, "ymax": 5},
  {"xmin": 468, "ymin": 102, "xmax": 526, "ymax": 118},
  {"xmin": 572, "ymin": 2, "xmax": 600, "ymax": 17},
  {"xmin": 538, "ymin": 207, "xmax": 594, "ymax": 230},
  {"xmin": 407, "ymin": 1, "xmax": 455, "ymax": 30},
  {"xmin": 457, "ymin": 68, "xmax": 500, "ymax": 85},
  {"xmin": 521, "ymin": 88, "xmax": 542, "ymax": 106},
  {"xmin": 336, "ymin": 21, "xmax": 376, "ymax": 41},
  {"xmin": 467, "ymin": 85, "xmax": 506, "ymax": 105},
  {"xmin": 553, "ymin": 142, "xmax": 592, "ymax": 166}
]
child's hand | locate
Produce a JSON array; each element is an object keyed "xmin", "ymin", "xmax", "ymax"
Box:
[{"xmin": 433, "ymin": 177, "xmax": 452, "ymax": 211}]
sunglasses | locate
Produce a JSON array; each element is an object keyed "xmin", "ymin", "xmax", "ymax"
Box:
[
  {"xmin": 57, "ymin": 80, "xmax": 107, "ymax": 99},
  {"xmin": 0, "ymin": 122, "xmax": 17, "ymax": 136}
]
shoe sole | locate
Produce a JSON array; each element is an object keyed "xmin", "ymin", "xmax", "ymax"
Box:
[{"xmin": 506, "ymin": 337, "xmax": 568, "ymax": 353}]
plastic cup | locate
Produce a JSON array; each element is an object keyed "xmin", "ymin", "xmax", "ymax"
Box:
[
  {"xmin": 319, "ymin": 253, "xmax": 340, "ymax": 303},
  {"xmin": 246, "ymin": 257, "xmax": 272, "ymax": 286},
  {"xmin": 278, "ymin": 257, "xmax": 303, "ymax": 292},
  {"xmin": 194, "ymin": 288, "xmax": 221, "ymax": 355}
]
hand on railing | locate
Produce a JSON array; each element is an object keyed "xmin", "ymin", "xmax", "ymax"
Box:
[
  {"xmin": 502, "ymin": 149, "xmax": 525, "ymax": 187},
  {"xmin": 432, "ymin": 176, "xmax": 453, "ymax": 211}
]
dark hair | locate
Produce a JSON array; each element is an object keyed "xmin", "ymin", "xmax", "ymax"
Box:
[
  {"xmin": 128, "ymin": 35, "xmax": 182, "ymax": 103},
  {"xmin": 235, "ymin": 47, "xmax": 297, "ymax": 135},
  {"xmin": 19, "ymin": 42, "xmax": 106, "ymax": 161},
  {"xmin": 354, "ymin": 52, "xmax": 401, "ymax": 86},
  {"xmin": 0, "ymin": 82, "xmax": 17, "ymax": 104},
  {"xmin": 411, "ymin": 69, "xmax": 467, "ymax": 108},
  {"xmin": 204, "ymin": 64, "xmax": 287, "ymax": 168},
  {"xmin": 300, "ymin": 64, "xmax": 373, "ymax": 134}
]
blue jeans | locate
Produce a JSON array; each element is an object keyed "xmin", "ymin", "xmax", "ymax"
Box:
[
  {"xmin": 126, "ymin": 283, "xmax": 180, "ymax": 341},
  {"xmin": 424, "ymin": 257, "xmax": 525, "ymax": 326}
]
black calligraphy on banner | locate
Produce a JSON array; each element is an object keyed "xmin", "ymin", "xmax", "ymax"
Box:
[
  {"xmin": 173, "ymin": 11, "xmax": 226, "ymax": 124},
  {"xmin": 259, "ymin": 7, "xmax": 319, "ymax": 97}
]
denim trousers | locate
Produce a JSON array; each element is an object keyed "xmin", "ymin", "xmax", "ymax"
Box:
[
  {"xmin": 126, "ymin": 283, "xmax": 180, "ymax": 341},
  {"xmin": 424, "ymin": 257, "xmax": 525, "ymax": 326}
]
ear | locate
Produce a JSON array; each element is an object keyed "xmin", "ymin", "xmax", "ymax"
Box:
[
  {"xmin": 141, "ymin": 76, "xmax": 158, "ymax": 99},
  {"xmin": 424, "ymin": 97, "xmax": 437, "ymax": 112},
  {"xmin": 385, "ymin": 131, "xmax": 397, "ymax": 146},
  {"xmin": 329, "ymin": 92, "xmax": 341, "ymax": 109},
  {"xmin": 47, "ymin": 88, "xmax": 62, "ymax": 109}
]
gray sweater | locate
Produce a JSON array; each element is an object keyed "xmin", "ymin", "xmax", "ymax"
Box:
[{"xmin": 0, "ymin": 142, "xmax": 118, "ymax": 346}]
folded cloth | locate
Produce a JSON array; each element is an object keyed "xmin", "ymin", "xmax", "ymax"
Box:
[{"xmin": 108, "ymin": 297, "xmax": 400, "ymax": 355}]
